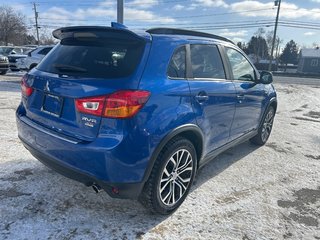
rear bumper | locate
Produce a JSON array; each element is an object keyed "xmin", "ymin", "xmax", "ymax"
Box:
[
  {"xmin": 21, "ymin": 139, "xmax": 144, "ymax": 199},
  {"xmin": 16, "ymin": 105, "xmax": 146, "ymax": 199}
]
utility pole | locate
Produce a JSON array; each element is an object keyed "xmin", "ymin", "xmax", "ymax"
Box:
[
  {"xmin": 117, "ymin": 0, "xmax": 124, "ymax": 24},
  {"xmin": 33, "ymin": 2, "xmax": 40, "ymax": 45},
  {"xmin": 268, "ymin": 0, "xmax": 281, "ymax": 71}
]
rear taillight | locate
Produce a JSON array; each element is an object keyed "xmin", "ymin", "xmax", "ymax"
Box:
[
  {"xmin": 75, "ymin": 90, "xmax": 150, "ymax": 119},
  {"xmin": 21, "ymin": 75, "xmax": 33, "ymax": 97},
  {"xmin": 75, "ymin": 96, "xmax": 106, "ymax": 116}
]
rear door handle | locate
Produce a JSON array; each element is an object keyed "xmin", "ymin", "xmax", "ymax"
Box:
[
  {"xmin": 237, "ymin": 95, "xmax": 245, "ymax": 100},
  {"xmin": 195, "ymin": 92, "xmax": 209, "ymax": 103},
  {"xmin": 237, "ymin": 94, "xmax": 245, "ymax": 103}
]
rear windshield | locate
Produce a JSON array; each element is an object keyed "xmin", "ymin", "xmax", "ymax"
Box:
[{"xmin": 37, "ymin": 38, "xmax": 145, "ymax": 78}]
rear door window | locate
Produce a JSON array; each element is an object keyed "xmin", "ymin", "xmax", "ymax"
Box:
[
  {"xmin": 37, "ymin": 38, "xmax": 145, "ymax": 78},
  {"xmin": 190, "ymin": 44, "xmax": 226, "ymax": 79}
]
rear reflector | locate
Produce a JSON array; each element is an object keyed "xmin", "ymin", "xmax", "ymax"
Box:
[
  {"xmin": 21, "ymin": 75, "xmax": 33, "ymax": 97},
  {"xmin": 75, "ymin": 90, "xmax": 150, "ymax": 119}
]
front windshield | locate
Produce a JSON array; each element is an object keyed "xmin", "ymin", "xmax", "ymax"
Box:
[{"xmin": 0, "ymin": 47, "xmax": 14, "ymax": 55}]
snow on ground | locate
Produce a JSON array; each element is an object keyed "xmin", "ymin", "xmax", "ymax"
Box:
[{"xmin": 0, "ymin": 76, "xmax": 319, "ymax": 240}]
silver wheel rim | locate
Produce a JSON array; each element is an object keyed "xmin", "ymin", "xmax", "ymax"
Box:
[
  {"xmin": 261, "ymin": 109, "xmax": 274, "ymax": 142},
  {"xmin": 159, "ymin": 149, "xmax": 193, "ymax": 206}
]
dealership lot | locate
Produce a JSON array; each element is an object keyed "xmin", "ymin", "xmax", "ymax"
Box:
[{"xmin": 0, "ymin": 75, "xmax": 319, "ymax": 239}]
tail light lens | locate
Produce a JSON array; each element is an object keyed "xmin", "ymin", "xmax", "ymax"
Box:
[
  {"xmin": 75, "ymin": 90, "xmax": 150, "ymax": 119},
  {"xmin": 75, "ymin": 96, "xmax": 105, "ymax": 116},
  {"xmin": 21, "ymin": 75, "xmax": 33, "ymax": 97}
]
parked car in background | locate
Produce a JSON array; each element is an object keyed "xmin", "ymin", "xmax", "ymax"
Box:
[
  {"xmin": 0, "ymin": 46, "xmax": 15, "ymax": 56},
  {"xmin": 0, "ymin": 46, "xmax": 34, "ymax": 56},
  {"xmin": 8, "ymin": 47, "xmax": 34, "ymax": 71},
  {"xmin": 0, "ymin": 54, "xmax": 9, "ymax": 74},
  {"xmin": 16, "ymin": 24, "xmax": 277, "ymax": 214},
  {"xmin": 17, "ymin": 45, "xmax": 54, "ymax": 70},
  {"xmin": 23, "ymin": 44, "xmax": 39, "ymax": 48}
]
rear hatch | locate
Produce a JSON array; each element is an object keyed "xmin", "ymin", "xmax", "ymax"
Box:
[{"xmin": 23, "ymin": 26, "xmax": 151, "ymax": 141}]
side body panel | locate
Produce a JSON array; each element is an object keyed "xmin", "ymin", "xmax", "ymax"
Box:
[{"xmin": 188, "ymin": 79, "xmax": 237, "ymax": 155}]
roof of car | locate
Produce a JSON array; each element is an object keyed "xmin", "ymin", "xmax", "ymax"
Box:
[
  {"xmin": 146, "ymin": 28, "xmax": 234, "ymax": 44},
  {"xmin": 51, "ymin": 23, "xmax": 234, "ymax": 45},
  {"xmin": 35, "ymin": 45, "xmax": 55, "ymax": 49}
]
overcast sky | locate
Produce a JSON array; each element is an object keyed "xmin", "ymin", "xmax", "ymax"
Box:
[{"xmin": 7, "ymin": 0, "xmax": 320, "ymax": 48}]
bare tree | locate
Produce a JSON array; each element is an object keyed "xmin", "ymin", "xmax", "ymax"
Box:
[
  {"xmin": 266, "ymin": 30, "xmax": 282, "ymax": 59},
  {"xmin": 39, "ymin": 26, "xmax": 57, "ymax": 45},
  {"xmin": 0, "ymin": 6, "xmax": 27, "ymax": 45}
]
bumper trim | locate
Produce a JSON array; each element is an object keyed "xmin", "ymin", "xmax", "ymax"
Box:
[
  {"xmin": 19, "ymin": 116, "xmax": 80, "ymax": 144},
  {"xmin": 20, "ymin": 137, "xmax": 144, "ymax": 199}
]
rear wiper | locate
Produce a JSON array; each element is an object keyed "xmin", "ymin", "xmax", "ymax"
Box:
[{"xmin": 53, "ymin": 64, "xmax": 87, "ymax": 73}]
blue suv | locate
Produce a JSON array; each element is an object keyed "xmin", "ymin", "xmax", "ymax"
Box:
[{"xmin": 16, "ymin": 24, "xmax": 277, "ymax": 214}]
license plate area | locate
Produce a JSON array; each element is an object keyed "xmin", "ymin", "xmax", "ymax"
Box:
[{"xmin": 41, "ymin": 93, "xmax": 63, "ymax": 117}]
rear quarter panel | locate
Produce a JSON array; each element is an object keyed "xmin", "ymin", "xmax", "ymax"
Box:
[{"xmin": 136, "ymin": 36, "xmax": 196, "ymax": 162}]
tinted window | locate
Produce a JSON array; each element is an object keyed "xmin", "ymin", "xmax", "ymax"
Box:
[
  {"xmin": 38, "ymin": 47, "xmax": 53, "ymax": 55},
  {"xmin": 226, "ymin": 47, "xmax": 255, "ymax": 81},
  {"xmin": 0, "ymin": 47, "xmax": 14, "ymax": 55},
  {"xmin": 37, "ymin": 38, "xmax": 145, "ymax": 78},
  {"xmin": 14, "ymin": 47, "xmax": 32, "ymax": 54},
  {"xmin": 190, "ymin": 45, "xmax": 225, "ymax": 79},
  {"xmin": 167, "ymin": 46, "xmax": 186, "ymax": 78}
]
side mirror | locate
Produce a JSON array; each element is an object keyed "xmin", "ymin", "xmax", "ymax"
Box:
[{"xmin": 259, "ymin": 71, "xmax": 273, "ymax": 84}]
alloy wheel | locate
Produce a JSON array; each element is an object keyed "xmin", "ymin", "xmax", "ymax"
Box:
[
  {"xmin": 261, "ymin": 109, "xmax": 274, "ymax": 143},
  {"xmin": 159, "ymin": 149, "xmax": 193, "ymax": 206}
]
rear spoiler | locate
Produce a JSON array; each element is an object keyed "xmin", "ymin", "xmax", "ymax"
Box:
[{"xmin": 52, "ymin": 24, "xmax": 151, "ymax": 42}]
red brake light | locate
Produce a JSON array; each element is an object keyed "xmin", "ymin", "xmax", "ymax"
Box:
[
  {"xmin": 75, "ymin": 90, "xmax": 150, "ymax": 119},
  {"xmin": 21, "ymin": 75, "xmax": 33, "ymax": 97}
]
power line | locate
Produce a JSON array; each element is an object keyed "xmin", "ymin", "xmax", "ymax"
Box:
[
  {"xmin": 36, "ymin": 7, "xmax": 275, "ymax": 23},
  {"xmin": 14, "ymin": 0, "xmax": 198, "ymax": 7}
]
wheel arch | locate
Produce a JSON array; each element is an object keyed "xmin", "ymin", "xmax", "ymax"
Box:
[
  {"xmin": 142, "ymin": 124, "xmax": 204, "ymax": 183},
  {"xmin": 269, "ymin": 99, "xmax": 277, "ymax": 112},
  {"xmin": 259, "ymin": 97, "xmax": 277, "ymax": 128}
]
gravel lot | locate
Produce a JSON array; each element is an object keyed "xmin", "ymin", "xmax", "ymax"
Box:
[{"xmin": 0, "ymin": 75, "xmax": 319, "ymax": 240}]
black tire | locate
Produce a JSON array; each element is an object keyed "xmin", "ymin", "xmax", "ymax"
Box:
[
  {"xmin": 0, "ymin": 70, "xmax": 7, "ymax": 75},
  {"xmin": 139, "ymin": 137, "xmax": 197, "ymax": 215},
  {"xmin": 250, "ymin": 106, "xmax": 275, "ymax": 145}
]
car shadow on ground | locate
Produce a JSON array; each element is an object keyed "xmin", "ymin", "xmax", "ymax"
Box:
[
  {"xmin": 192, "ymin": 141, "xmax": 260, "ymax": 191},
  {"xmin": 0, "ymin": 140, "xmax": 260, "ymax": 238}
]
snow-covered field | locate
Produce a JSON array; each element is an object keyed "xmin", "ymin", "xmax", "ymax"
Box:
[{"xmin": 0, "ymin": 76, "xmax": 319, "ymax": 240}]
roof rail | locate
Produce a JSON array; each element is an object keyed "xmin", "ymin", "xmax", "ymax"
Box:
[{"xmin": 146, "ymin": 28, "xmax": 234, "ymax": 44}]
